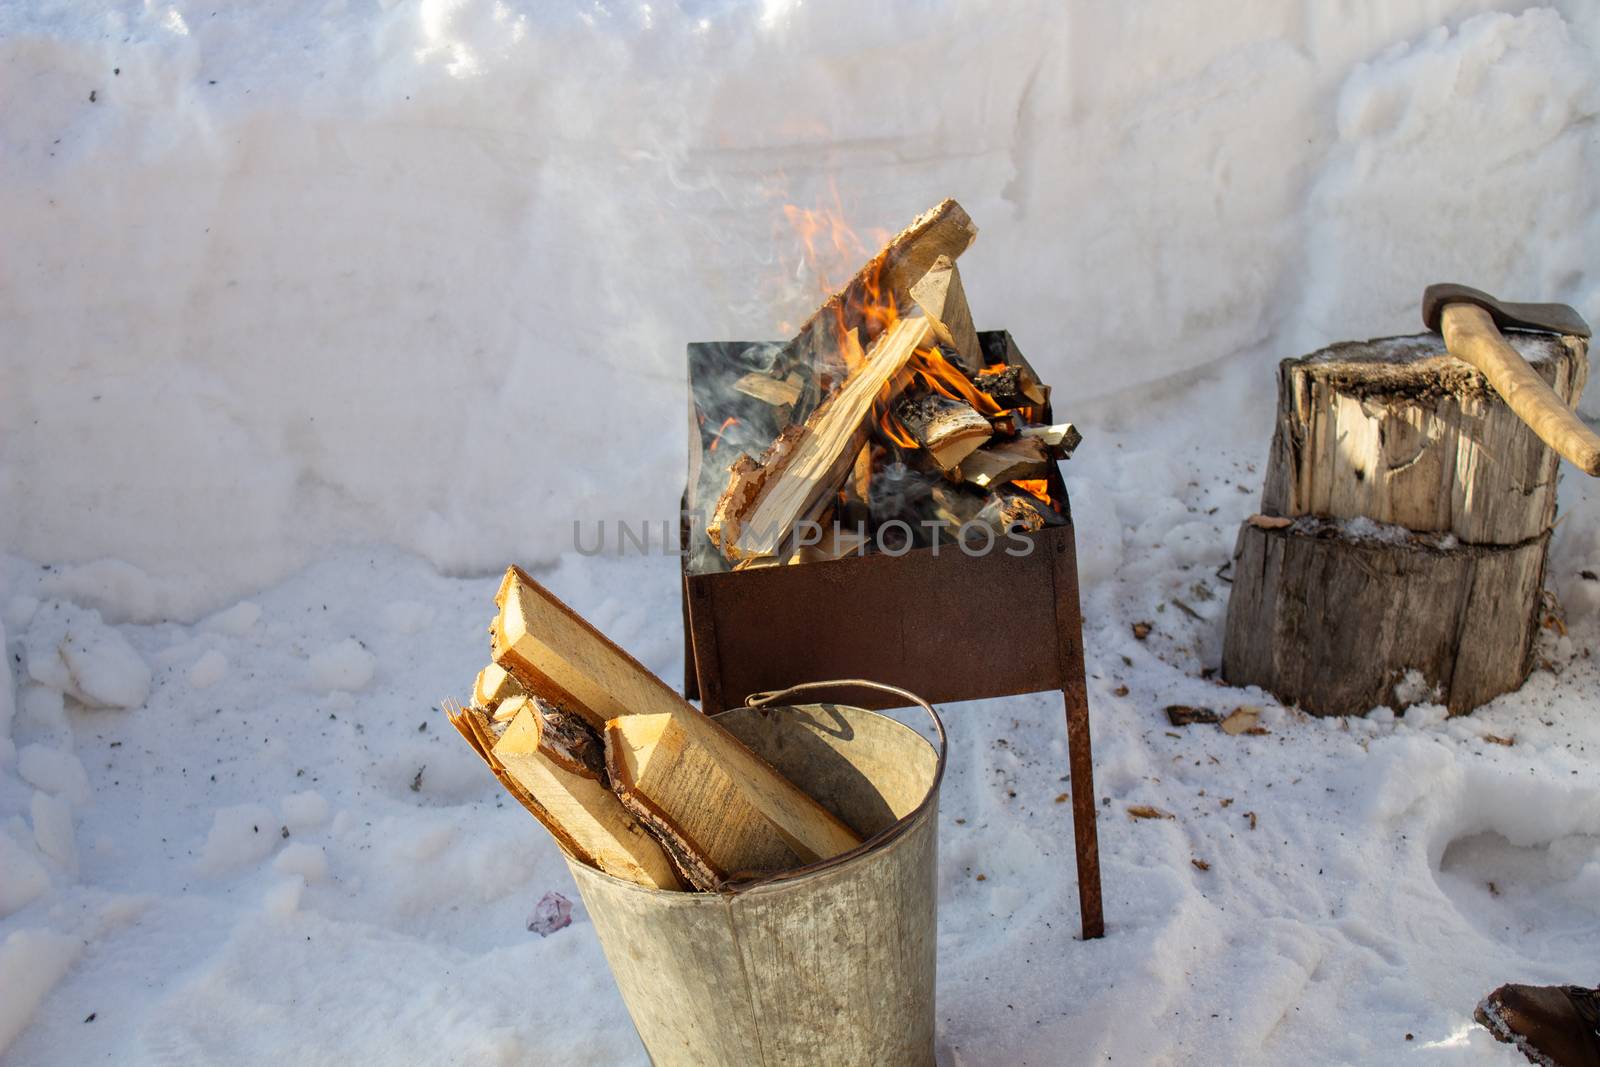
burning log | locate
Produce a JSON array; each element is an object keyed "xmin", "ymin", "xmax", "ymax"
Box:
[
  {"xmin": 786, "ymin": 199, "xmax": 977, "ymax": 378},
  {"xmin": 960, "ymin": 436, "xmax": 1053, "ymax": 488},
  {"xmin": 892, "ymin": 391, "xmax": 993, "ymax": 472},
  {"xmin": 973, "ymin": 365, "xmax": 1046, "ymax": 410},
  {"xmin": 709, "ymin": 310, "xmax": 937, "ymax": 561},
  {"xmin": 490, "ymin": 567, "xmax": 861, "ymax": 861},
  {"xmin": 908, "ymin": 255, "xmax": 983, "ymax": 374},
  {"xmin": 489, "ymin": 696, "xmax": 685, "ymax": 890},
  {"xmin": 605, "ymin": 713, "xmax": 802, "ymax": 889}
]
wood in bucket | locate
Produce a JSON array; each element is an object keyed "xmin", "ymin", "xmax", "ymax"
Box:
[{"xmin": 564, "ymin": 680, "xmax": 946, "ymax": 1067}]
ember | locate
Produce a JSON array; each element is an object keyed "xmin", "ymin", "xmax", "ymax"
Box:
[{"xmin": 688, "ymin": 200, "xmax": 1079, "ymax": 573}]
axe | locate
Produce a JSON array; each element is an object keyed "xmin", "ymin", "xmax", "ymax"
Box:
[{"xmin": 1423, "ymin": 283, "xmax": 1599, "ymax": 476}]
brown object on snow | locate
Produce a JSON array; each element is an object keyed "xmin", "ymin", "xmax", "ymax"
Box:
[
  {"xmin": 491, "ymin": 567, "xmax": 861, "ymax": 862},
  {"xmin": 605, "ymin": 713, "xmax": 801, "ymax": 890},
  {"xmin": 1223, "ymin": 517, "xmax": 1549, "ymax": 717}
]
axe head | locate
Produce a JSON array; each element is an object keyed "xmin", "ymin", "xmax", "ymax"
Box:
[{"xmin": 1422, "ymin": 283, "xmax": 1591, "ymax": 339}]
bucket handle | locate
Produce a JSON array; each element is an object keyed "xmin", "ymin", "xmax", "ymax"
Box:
[
  {"xmin": 743, "ymin": 679, "xmax": 947, "ymax": 765},
  {"xmin": 715, "ymin": 679, "xmax": 947, "ymax": 893}
]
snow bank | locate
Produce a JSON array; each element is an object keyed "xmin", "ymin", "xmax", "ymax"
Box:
[{"xmin": 3, "ymin": 1, "xmax": 1598, "ymax": 617}]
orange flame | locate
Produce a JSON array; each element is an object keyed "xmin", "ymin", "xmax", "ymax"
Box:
[
  {"xmin": 777, "ymin": 188, "xmax": 1053, "ymax": 508},
  {"xmin": 707, "ymin": 416, "xmax": 739, "ymax": 454}
]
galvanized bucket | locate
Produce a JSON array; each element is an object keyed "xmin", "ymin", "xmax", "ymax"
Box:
[{"xmin": 565, "ymin": 679, "xmax": 947, "ymax": 1067}]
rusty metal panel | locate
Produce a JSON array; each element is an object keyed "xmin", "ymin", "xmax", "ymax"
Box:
[{"xmin": 687, "ymin": 522, "xmax": 1073, "ymax": 714}]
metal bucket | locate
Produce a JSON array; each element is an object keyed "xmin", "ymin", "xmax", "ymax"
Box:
[{"xmin": 565, "ymin": 680, "xmax": 947, "ymax": 1067}]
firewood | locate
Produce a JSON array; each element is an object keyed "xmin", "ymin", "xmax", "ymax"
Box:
[
  {"xmin": 733, "ymin": 370, "xmax": 804, "ymax": 409},
  {"xmin": 930, "ymin": 483, "xmax": 985, "ymax": 529},
  {"xmin": 708, "ymin": 312, "xmax": 937, "ymax": 561},
  {"xmin": 605, "ymin": 713, "xmax": 802, "ymax": 889},
  {"xmin": 976, "ymin": 487, "xmax": 1063, "ymax": 533},
  {"xmin": 892, "ymin": 391, "xmax": 993, "ymax": 472},
  {"xmin": 489, "ymin": 696, "xmax": 684, "ymax": 890},
  {"xmin": 490, "ymin": 567, "xmax": 862, "ymax": 861},
  {"xmin": 786, "ymin": 199, "xmax": 977, "ymax": 377},
  {"xmin": 473, "ymin": 663, "xmax": 525, "ymax": 714},
  {"xmin": 973, "ymin": 365, "xmax": 1046, "ymax": 409},
  {"xmin": 980, "ymin": 331, "xmax": 1050, "ymax": 421},
  {"xmin": 1019, "ymin": 422, "xmax": 1082, "ymax": 456},
  {"xmin": 908, "ymin": 256, "xmax": 983, "ymax": 374},
  {"xmin": 960, "ymin": 436, "xmax": 1052, "ymax": 488}
]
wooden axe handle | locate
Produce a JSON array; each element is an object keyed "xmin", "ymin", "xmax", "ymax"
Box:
[{"xmin": 1440, "ymin": 302, "xmax": 1600, "ymax": 476}]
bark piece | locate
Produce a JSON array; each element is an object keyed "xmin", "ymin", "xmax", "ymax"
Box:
[
  {"xmin": 491, "ymin": 567, "xmax": 862, "ymax": 861},
  {"xmin": 1221, "ymin": 518, "xmax": 1548, "ymax": 716},
  {"xmin": 490, "ymin": 697, "xmax": 684, "ymax": 890},
  {"xmin": 1260, "ymin": 331, "xmax": 1588, "ymax": 544},
  {"xmin": 908, "ymin": 256, "xmax": 983, "ymax": 374},
  {"xmin": 893, "ymin": 391, "xmax": 993, "ymax": 472},
  {"xmin": 605, "ymin": 713, "xmax": 802, "ymax": 889},
  {"xmin": 709, "ymin": 312, "xmax": 935, "ymax": 561}
]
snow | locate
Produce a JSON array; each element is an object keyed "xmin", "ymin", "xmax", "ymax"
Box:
[
  {"xmin": 21, "ymin": 602, "xmax": 152, "ymax": 710},
  {"xmin": 3, "ymin": 1, "xmax": 1598, "ymax": 615},
  {"xmin": 306, "ymin": 639, "xmax": 377, "ymax": 693},
  {"xmin": 1, "ymin": 1, "xmax": 1599, "ymax": 1063},
  {"xmin": 186, "ymin": 649, "xmax": 229, "ymax": 690}
]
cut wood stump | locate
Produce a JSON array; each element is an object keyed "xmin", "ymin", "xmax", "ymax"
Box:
[
  {"xmin": 1222, "ymin": 518, "xmax": 1548, "ymax": 716},
  {"xmin": 1261, "ymin": 332, "xmax": 1588, "ymax": 544},
  {"xmin": 1225, "ymin": 329, "xmax": 1589, "ymax": 716}
]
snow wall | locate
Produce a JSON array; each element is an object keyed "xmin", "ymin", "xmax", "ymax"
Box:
[{"xmin": 3, "ymin": 1, "xmax": 1599, "ymax": 619}]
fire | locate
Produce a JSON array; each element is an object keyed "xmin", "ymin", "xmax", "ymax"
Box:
[
  {"xmin": 778, "ymin": 191, "xmax": 1059, "ymax": 515},
  {"xmin": 707, "ymin": 416, "xmax": 739, "ymax": 454}
]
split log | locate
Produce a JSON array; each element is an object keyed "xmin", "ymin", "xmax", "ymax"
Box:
[
  {"xmin": 960, "ymin": 436, "xmax": 1052, "ymax": 488},
  {"xmin": 1260, "ymin": 331, "xmax": 1588, "ymax": 544},
  {"xmin": 892, "ymin": 391, "xmax": 993, "ymax": 472},
  {"xmin": 605, "ymin": 713, "xmax": 801, "ymax": 889},
  {"xmin": 709, "ymin": 311, "xmax": 936, "ymax": 561},
  {"xmin": 1222, "ymin": 518, "xmax": 1548, "ymax": 716},
  {"xmin": 1019, "ymin": 422, "xmax": 1082, "ymax": 456},
  {"xmin": 473, "ymin": 663, "xmax": 524, "ymax": 714},
  {"xmin": 491, "ymin": 567, "xmax": 862, "ymax": 860},
  {"xmin": 973, "ymin": 365, "xmax": 1045, "ymax": 410},
  {"xmin": 490, "ymin": 696, "xmax": 684, "ymax": 890},
  {"xmin": 785, "ymin": 199, "xmax": 977, "ymax": 378},
  {"xmin": 734, "ymin": 371, "xmax": 804, "ymax": 409},
  {"xmin": 908, "ymin": 255, "xmax": 983, "ymax": 374}
]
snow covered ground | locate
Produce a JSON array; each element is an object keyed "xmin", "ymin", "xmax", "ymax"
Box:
[
  {"xmin": 3, "ymin": 376, "xmax": 1599, "ymax": 1064},
  {"xmin": 5, "ymin": 0, "xmax": 1600, "ymax": 1063}
]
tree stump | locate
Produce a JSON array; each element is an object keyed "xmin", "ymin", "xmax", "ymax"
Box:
[{"xmin": 1223, "ymin": 331, "xmax": 1588, "ymax": 716}]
